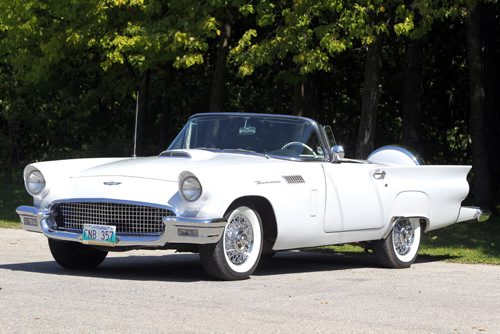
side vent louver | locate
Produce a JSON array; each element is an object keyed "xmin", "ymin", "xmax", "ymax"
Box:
[{"xmin": 283, "ymin": 175, "xmax": 305, "ymax": 184}]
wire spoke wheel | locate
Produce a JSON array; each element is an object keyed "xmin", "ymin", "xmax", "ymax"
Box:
[
  {"xmin": 200, "ymin": 206, "xmax": 263, "ymax": 280},
  {"xmin": 374, "ymin": 218, "xmax": 421, "ymax": 268},
  {"xmin": 224, "ymin": 214, "xmax": 254, "ymax": 265},
  {"xmin": 392, "ymin": 220, "xmax": 415, "ymax": 256}
]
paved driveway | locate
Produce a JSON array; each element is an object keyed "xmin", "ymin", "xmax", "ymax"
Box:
[{"xmin": 1, "ymin": 228, "xmax": 499, "ymax": 333}]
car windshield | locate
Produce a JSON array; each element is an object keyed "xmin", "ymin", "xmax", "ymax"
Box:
[{"xmin": 168, "ymin": 114, "xmax": 327, "ymax": 161}]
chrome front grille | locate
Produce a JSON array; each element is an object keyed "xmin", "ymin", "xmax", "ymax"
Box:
[{"xmin": 53, "ymin": 202, "xmax": 175, "ymax": 236}]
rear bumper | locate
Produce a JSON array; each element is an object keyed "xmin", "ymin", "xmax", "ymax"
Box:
[
  {"xmin": 16, "ymin": 205, "xmax": 226, "ymax": 247},
  {"xmin": 456, "ymin": 206, "xmax": 491, "ymax": 223}
]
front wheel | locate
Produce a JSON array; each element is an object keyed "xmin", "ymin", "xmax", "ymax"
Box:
[
  {"xmin": 200, "ymin": 206, "xmax": 263, "ymax": 280},
  {"xmin": 373, "ymin": 218, "xmax": 421, "ymax": 268},
  {"xmin": 48, "ymin": 239, "xmax": 108, "ymax": 270}
]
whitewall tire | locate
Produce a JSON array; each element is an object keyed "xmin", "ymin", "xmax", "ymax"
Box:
[
  {"xmin": 374, "ymin": 218, "xmax": 421, "ymax": 268},
  {"xmin": 200, "ymin": 206, "xmax": 263, "ymax": 280}
]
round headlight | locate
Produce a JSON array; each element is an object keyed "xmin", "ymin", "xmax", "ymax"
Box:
[
  {"xmin": 26, "ymin": 170, "xmax": 46, "ymax": 196},
  {"xmin": 179, "ymin": 173, "xmax": 202, "ymax": 202}
]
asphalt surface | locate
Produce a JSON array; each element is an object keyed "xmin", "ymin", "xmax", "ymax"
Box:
[{"xmin": 1, "ymin": 228, "xmax": 499, "ymax": 333}]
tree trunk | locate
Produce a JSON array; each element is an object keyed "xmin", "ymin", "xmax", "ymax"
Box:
[
  {"xmin": 481, "ymin": 1, "xmax": 500, "ymax": 204},
  {"xmin": 5, "ymin": 118, "xmax": 20, "ymax": 183},
  {"xmin": 402, "ymin": 38, "xmax": 423, "ymax": 152},
  {"xmin": 135, "ymin": 69, "xmax": 151, "ymax": 156},
  {"xmin": 209, "ymin": 21, "xmax": 231, "ymax": 112},
  {"xmin": 292, "ymin": 81, "xmax": 305, "ymax": 116},
  {"xmin": 158, "ymin": 64, "xmax": 173, "ymax": 151},
  {"xmin": 466, "ymin": 3, "xmax": 494, "ymax": 210},
  {"xmin": 355, "ymin": 35, "xmax": 382, "ymax": 159},
  {"xmin": 292, "ymin": 76, "xmax": 318, "ymax": 119}
]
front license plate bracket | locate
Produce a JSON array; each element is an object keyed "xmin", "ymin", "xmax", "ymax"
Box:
[{"xmin": 82, "ymin": 224, "xmax": 117, "ymax": 246}]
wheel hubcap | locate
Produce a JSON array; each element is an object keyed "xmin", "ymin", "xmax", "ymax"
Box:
[
  {"xmin": 393, "ymin": 220, "xmax": 415, "ymax": 255},
  {"xmin": 225, "ymin": 215, "xmax": 254, "ymax": 265}
]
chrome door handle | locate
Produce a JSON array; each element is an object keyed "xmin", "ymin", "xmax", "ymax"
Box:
[{"xmin": 373, "ymin": 170, "xmax": 386, "ymax": 180}]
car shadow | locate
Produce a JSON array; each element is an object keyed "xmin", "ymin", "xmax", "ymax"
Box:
[
  {"xmin": 415, "ymin": 254, "xmax": 459, "ymax": 263},
  {"xmin": 0, "ymin": 253, "xmax": 206, "ymax": 282},
  {"xmin": 0, "ymin": 250, "xmax": 457, "ymax": 282}
]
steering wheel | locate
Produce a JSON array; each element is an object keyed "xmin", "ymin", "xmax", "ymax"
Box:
[{"xmin": 281, "ymin": 142, "xmax": 317, "ymax": 158}]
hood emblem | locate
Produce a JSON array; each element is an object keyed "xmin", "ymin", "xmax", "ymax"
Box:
[{"xmin": 103, "ymin": 181, "xmax": 122, "ymax": 186}]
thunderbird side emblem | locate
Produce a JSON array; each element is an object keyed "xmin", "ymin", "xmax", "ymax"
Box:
[{"xmin": 103, "ymin": 181, "xmax": 122, "ymax": 186}]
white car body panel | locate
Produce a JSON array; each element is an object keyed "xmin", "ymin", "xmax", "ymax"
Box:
[{"xmin": 24, "ymin": 149, "xmax": 472, "ymax": 251}]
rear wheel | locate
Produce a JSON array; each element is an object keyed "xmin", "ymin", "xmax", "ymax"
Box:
[
  {"xmin": 373, "ymin": 218, "xmax": 421, "ymax": 268},
  {"xmin": 200, "ymin": 206, "xmax": 263, "ymax": 280},
  {"xmin": 48, "ymin": 239, "xmax": 108, "ymax": 270}
]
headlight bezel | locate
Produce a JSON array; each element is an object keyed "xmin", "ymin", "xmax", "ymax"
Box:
[
  {"xmin": 179, "ymin": 172, "xmax": 202, "ymax": 202},
  {"xmin": 25, "ymin": 169, "xmax": 46, "ymax": 196}
]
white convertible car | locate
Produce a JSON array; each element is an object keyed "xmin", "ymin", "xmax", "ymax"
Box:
[{"xmin": 17, "ymin": 113, "xmax": 488, "ymax": 280}]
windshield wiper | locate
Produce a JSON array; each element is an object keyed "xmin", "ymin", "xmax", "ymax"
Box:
[{"xmin": 222, "ymin": 149, "xmax": 270, "ymax": 159}]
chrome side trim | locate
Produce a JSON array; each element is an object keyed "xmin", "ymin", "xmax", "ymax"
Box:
[{"xmin": 16, "ymin": 205, "xmax": 227, "ymax": 246}]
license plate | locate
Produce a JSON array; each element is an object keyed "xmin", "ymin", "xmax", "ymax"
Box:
[{"xmin": 82, "ymin": 224, "xmax": 116, "ymax": 246}]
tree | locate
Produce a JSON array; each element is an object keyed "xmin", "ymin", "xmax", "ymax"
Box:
[
  {"xmin": 466, "ymin": 1, "xmax": 494, "ymax": 210},
  {"xmin": 355, "ymin": 34, "xmax": 382, "ymax": 158}
]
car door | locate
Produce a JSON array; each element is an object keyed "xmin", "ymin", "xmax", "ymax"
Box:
[{"xmin": 321, "ymin": 162, "xmax": 384, "ymax": 232}]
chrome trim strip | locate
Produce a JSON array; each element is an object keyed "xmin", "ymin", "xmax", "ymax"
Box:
[
  {"xmin": 49, "ymin": 198, "xmax": 177, "ymax": 214},
  {"xmin": 16, "ymin": 205, "xmax": 227, "ymax": 246}
]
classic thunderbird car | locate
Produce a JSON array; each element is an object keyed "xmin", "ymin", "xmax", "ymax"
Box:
[{"xmin": 17, "ymin": 113, "xmax": 488, "ymax": 280}]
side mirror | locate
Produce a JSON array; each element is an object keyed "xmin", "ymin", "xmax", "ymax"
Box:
[{"xmin": 331, "ymin": 145, "xmax": 345, "ymax": 160}]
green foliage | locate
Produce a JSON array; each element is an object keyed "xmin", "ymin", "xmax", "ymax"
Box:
[
  {"xmin": 228, "ymin": 0, "xmax": 469, "ymax": 80},
  {"xmin": 0, "ymin": 0, "xmax": 498, "ymax": 192}
]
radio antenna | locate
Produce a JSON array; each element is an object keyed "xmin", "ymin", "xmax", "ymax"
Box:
[{"xmin": 133, "ymin": 90, "xmax": 139, "ymax": 158}]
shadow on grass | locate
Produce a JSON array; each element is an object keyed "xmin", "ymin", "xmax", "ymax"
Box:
[{"xmin": 415, "ymin": 254, "xmax": 459, "ymax": 263}]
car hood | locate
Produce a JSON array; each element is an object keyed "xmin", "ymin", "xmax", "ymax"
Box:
[{"xmin": 74, "ymin": 149, "xmax": 269, "ymax": 181}]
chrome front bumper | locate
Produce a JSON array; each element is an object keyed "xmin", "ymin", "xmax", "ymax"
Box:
[{"xmin": 16, "ymin": 205, "xmax": 226, "ymax": 247}]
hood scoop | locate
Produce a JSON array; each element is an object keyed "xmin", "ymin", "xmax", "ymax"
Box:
[{"xmin": 159, "ymin": 150, "xmax": 192, "ymax": 158}]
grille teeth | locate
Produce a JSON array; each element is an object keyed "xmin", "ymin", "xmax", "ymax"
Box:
[
  {"xmin": 283, "ymin": 175, "xmax": 305, "ymax": 184},
  {"xmin": 53, "ymin": 202, "xmax": 175, "ymax": 236}
]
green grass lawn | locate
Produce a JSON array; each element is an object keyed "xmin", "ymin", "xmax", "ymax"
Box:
[
  {"xmin": 419, "ymin": 216, "xmax": 500, "ymax": 264},
  {"xmin": 0, "ymin": 182, "xmax": 30, "ymax": 229},
  {"xmin": 1, "ymin": 182, "xmax": 499, "ymax": 264}
]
